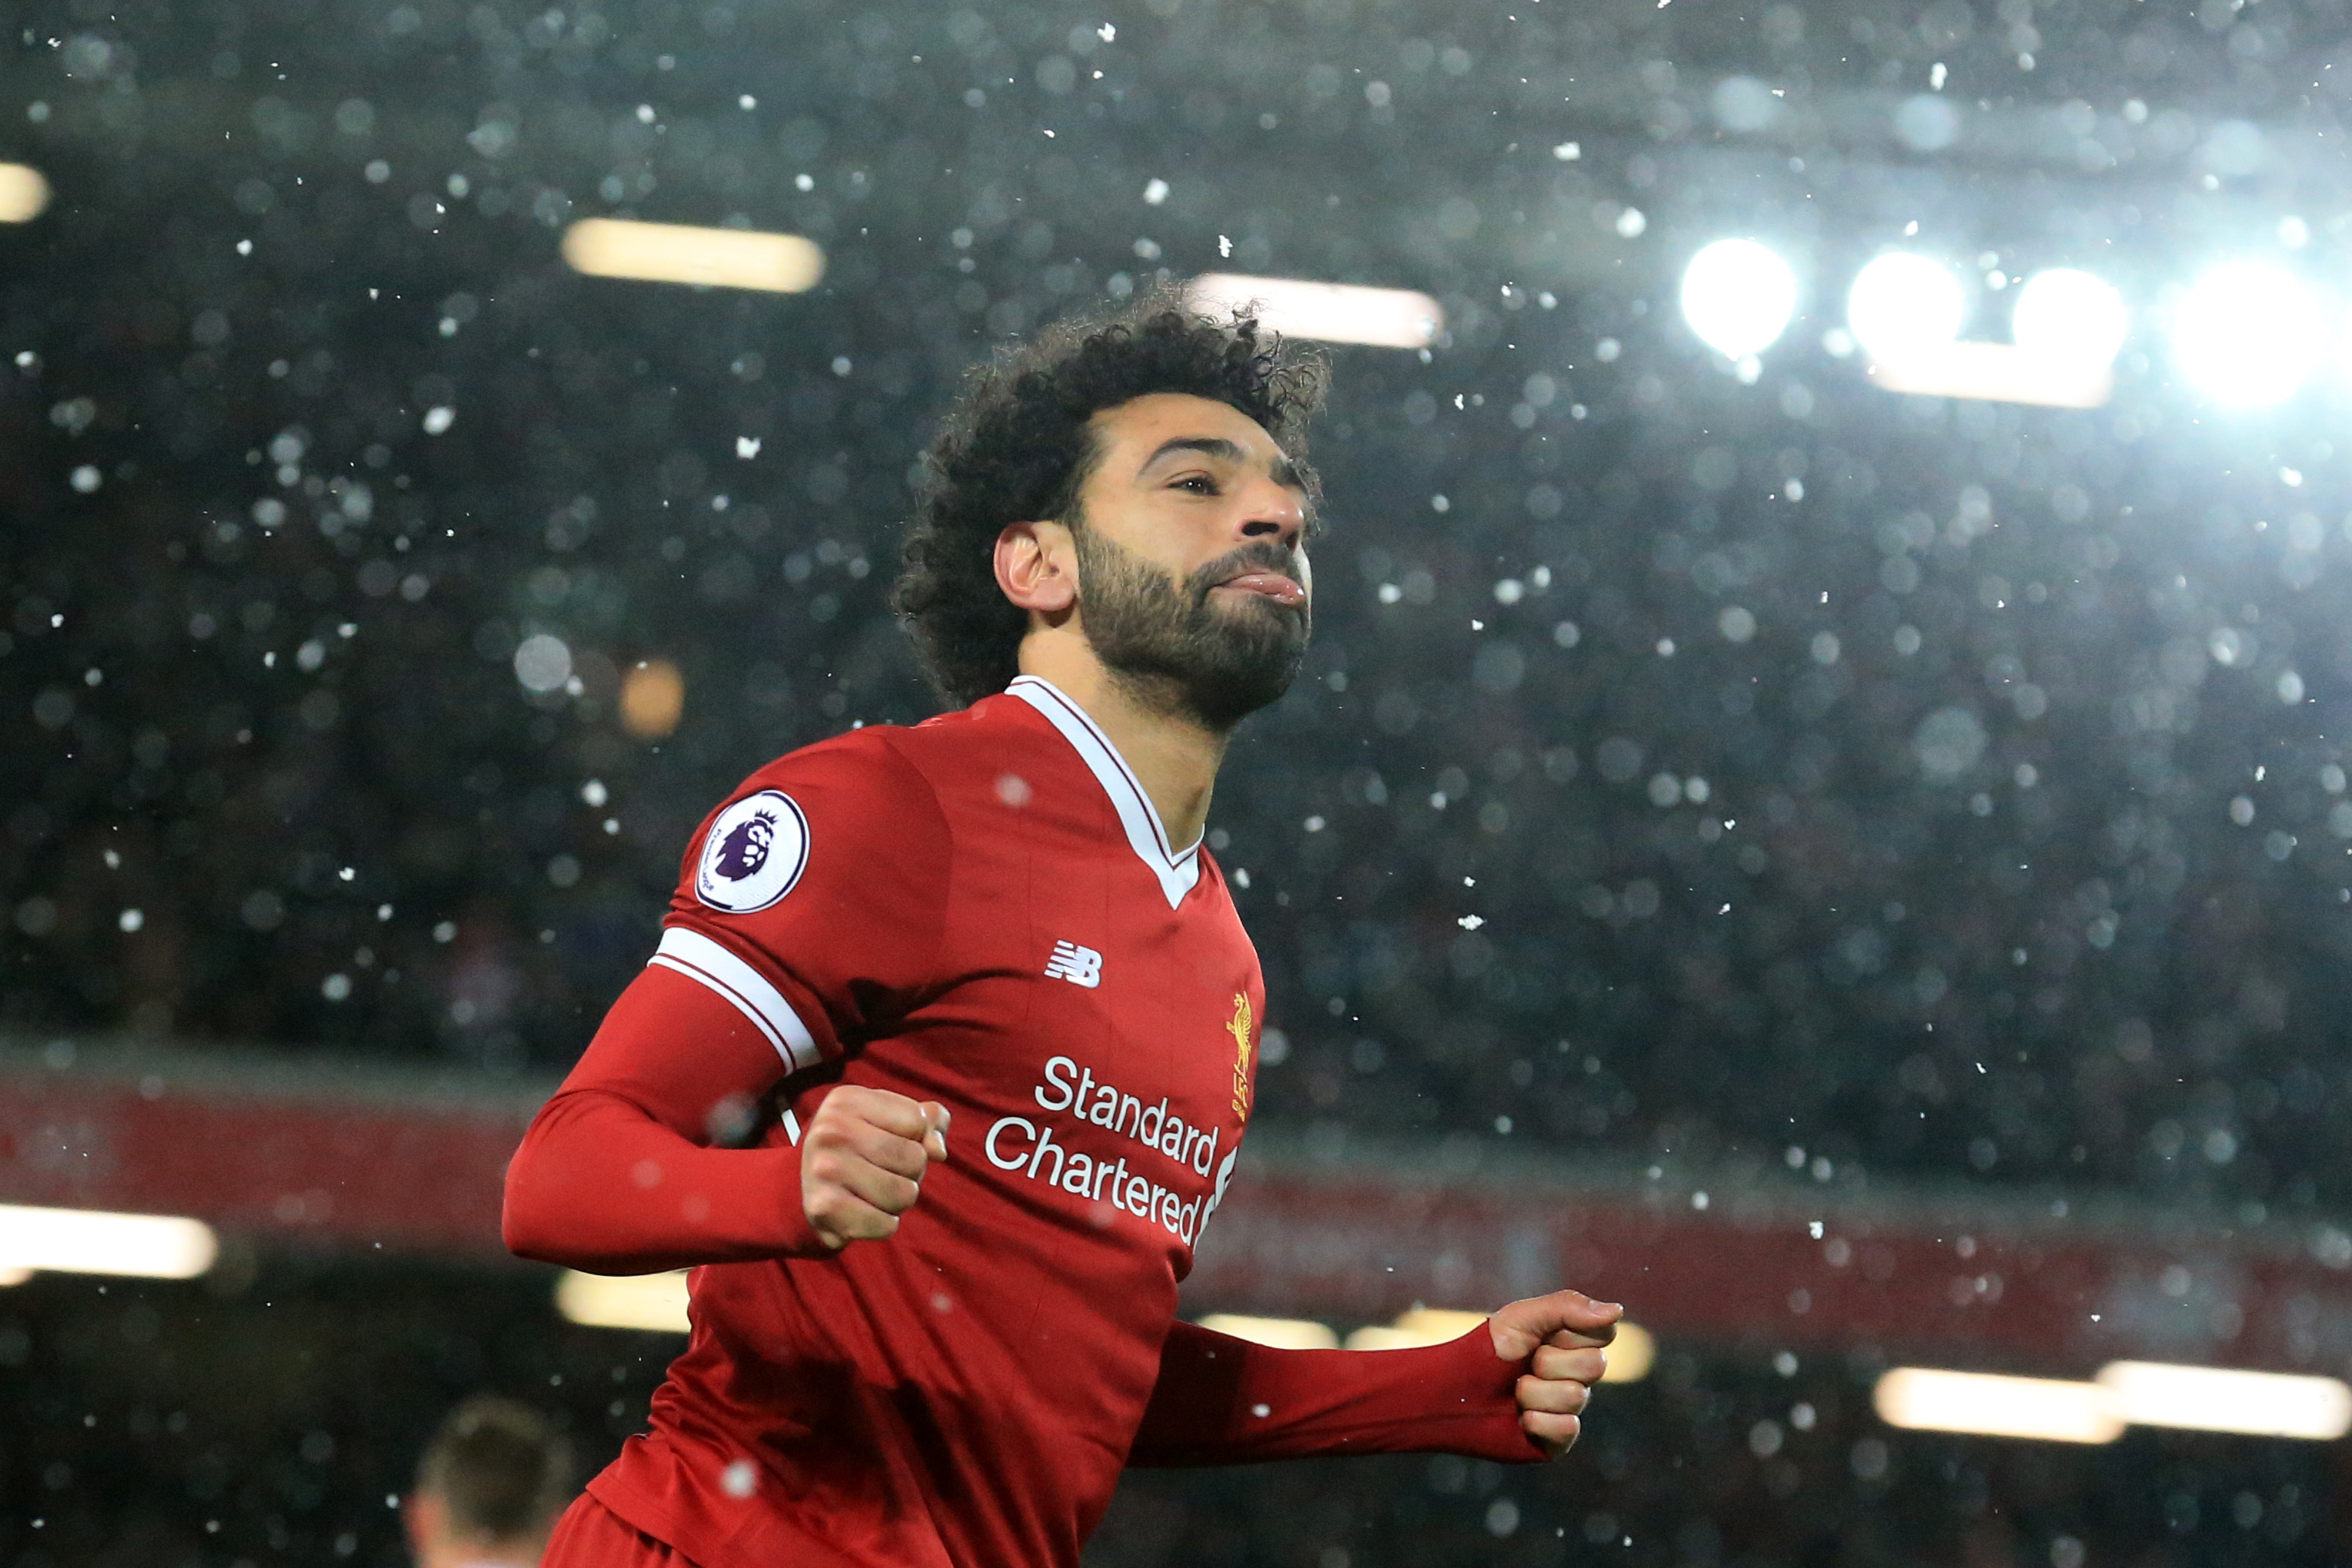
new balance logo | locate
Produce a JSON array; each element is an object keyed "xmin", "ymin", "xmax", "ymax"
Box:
[{"xmin": 1043, "ymin": 941, "xmax": 1103, "ymax": 988}]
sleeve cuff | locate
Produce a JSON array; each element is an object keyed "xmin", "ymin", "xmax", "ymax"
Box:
[
  {"xmin": 1430, "ymin": 1322, "xmax": 1549, "ymax": 1465},
  {"xmin": 747, "ymin": 1138, "xmax": 829, "ymax": 1257}
]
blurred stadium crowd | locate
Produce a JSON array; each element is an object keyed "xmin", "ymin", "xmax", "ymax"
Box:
[{"xmin": 8, "ymin": 0, "xmax": 2352, "ymax": 1218}]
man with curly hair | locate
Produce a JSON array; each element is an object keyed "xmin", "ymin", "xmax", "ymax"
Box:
[{"xmin": 505, "ymin": 285, "xmax": 1621, "ymax": 1568}]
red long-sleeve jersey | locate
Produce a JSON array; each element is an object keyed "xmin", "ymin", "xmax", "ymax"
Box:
[{"xmin": 506, "ymin": 679, "xmax": 1541, "ymax": 1567}]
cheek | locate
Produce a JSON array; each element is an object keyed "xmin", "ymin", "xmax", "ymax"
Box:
[{"xmin": 1106, "ymin": 511, "xmax": 1201, "ymax": 583}]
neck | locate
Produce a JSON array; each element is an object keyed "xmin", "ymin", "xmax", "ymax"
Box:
[{"xmin": 1016, "ymin": 640, "xmax": 1227, "ymax": 851}]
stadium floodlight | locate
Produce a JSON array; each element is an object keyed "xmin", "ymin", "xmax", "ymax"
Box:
[
  {"xmin": 556, "ymin": 1269, "xmax": 691, "ymax": 1333},
  {"xmin": 1194, "ymin": 1313, "xmax": 1340, "ymax": 1349},
  {"xmin": 0, "ymin": 1202, "xmax": 218, "ymax": 1280},
  {"xmin": 1868, "ymin": 341, "xmax": 2115, "ymax": 409},
  {"xmin": 2098, "ymin": 1362, "xmax": 2352, "ymax": 1440},
  {"xmin": 2171, "ymin": 261, "xmax": 2324, "ymax": 407},
  {"xmin": 0, "ymin": 164, "xmax": 49, "ymax": 224},
  {"xmin": 561, "ymin": 218, "xmax": 826, "ymax": 294},
  {"xmin": 1855, "ymin": 258, "xmax": 2115, "ymax": 407},
  {"xmin": 1344, "ymin": 1307, "xmax": 1490, "ymax": 1351},
  {"xmin": 1846, "ymin": 252, "xmax": 1966, "ymax": 367},
  {"xmin": 1599, "ymin": 1321, "xmax": 1656, "ymax": 1384},
  {"xmin": 1189, "ymin": 275, "xmax": 1443, "ymax": 350},
  {"xmin": 2011, "ymin": 268, "xmax": 2130, "ymax": 370},
  {"xmin": 1872, "ymin": 1367, "xmax": 2123, "ymax": 1443},
  {"xmin": 1679, "ymin": 240, "xmax": 1799, "ymax": 361}
]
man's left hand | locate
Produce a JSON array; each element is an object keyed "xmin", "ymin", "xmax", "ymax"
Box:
[{"xmin": 1487, "ymin": 1288, "xmax": 1623, "ymax": 1458}]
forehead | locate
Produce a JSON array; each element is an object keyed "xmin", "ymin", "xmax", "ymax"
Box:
[{"xmin": 1088, "ymin": 393, "xmax": 1285, "ymax": 470}]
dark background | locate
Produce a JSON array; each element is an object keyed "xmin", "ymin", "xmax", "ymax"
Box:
[
  {"xmin": 3, "ymin": 1266, "xmax": 2340, "ymax": 1566},
  {"xmin": 6, "ymin": 0, "xmax": 2352, "ymax": 1559}
]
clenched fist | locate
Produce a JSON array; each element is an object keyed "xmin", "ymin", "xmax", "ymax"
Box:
[
  {"xmin": 1487, "ymin": 1288, "xmax": 1623, "ymax": 1458},
  {"xmin": 800, "ymin": 1086, "xmax": 950, "ymax": 1251}
]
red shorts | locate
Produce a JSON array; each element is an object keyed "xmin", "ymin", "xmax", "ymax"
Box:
[{"xmin": 543, "ymin": 1493, "xmax": 697, "ymax": 1567}]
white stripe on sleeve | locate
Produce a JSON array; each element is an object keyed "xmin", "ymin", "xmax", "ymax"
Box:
[{"xmin": 648, "ymin": 925, "xmax": 821, "ymax": 1073}]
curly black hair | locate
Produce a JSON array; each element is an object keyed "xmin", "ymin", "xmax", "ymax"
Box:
[{"xmin": 892, "ymin": 281, "xmax": 1330, "ymax": 709}]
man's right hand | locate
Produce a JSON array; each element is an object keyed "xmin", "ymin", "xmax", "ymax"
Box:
[{"xmin": 801, "ymin": 1086, "xmax": 950, "ymax": 1251}]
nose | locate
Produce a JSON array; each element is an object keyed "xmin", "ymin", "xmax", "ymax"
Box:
[{"xmin": 1236, "ymin": 472, "xmax": 1307, "ymax": 549}]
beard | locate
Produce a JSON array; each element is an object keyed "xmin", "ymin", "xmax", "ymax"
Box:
[{"xmin": 1071, "ymin": 521, "xmax": 1311, "ymax": 732}]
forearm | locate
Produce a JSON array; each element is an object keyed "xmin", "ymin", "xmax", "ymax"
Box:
[
  {"xmin": 500, "ymin": 959, "xmax": 824, "ymax": 1271},
  {"xmin": 1127, "ymin": 1321, "xmax": 1540, "ymax": 1467},
  {"xmin": 502, "ymin": 1086, "xmax": 823, "ymax": 1271}
]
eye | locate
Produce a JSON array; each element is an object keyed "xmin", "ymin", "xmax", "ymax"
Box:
[{"xmin": 1172, "ymin": 473, "xmax": 1220, "ymax": 495}]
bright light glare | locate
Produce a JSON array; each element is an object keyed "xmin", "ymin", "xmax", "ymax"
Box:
[
  {"xmin": 1873, "ymin": 1368, "xmax": 2123, "ymax": 1443},
  {"xmin": 555, "ymin": 1269, "xmax": 690, "ymax": 1333},
  {"xmin": 0, "ymin": 1202, "xmax": 218, "ymax": 1280},
  {"xmin": 1344, "ymin": 1307, "xmax": 1489, "ymax": 1351},
  {"xmin": 0, "ymin": 164, "xmax": 50, "ymax": 224},
  {"xmin": 2099, "ymin": 1362, "xmax": 2352, "ymax": 1440},
  {"xmin": 561, "ymin": 218, "xmax": 825, "ymax": 294},
  {"xmin": 1679, "ymin": 240, "xmax": 1799, "ymax": 360},
  {"xmin": 1848, "ymin": 252, "xmax": 1966, "ymax": 366},
  {"xmin": 1600, "ymin": 1321, "xmax": 1656, "ymax": 1384},
  {"xmin": 2171, "ymin": 262, "xmax": 2324, "ymax": 407},
  {"xmin": 1869, "ymin": 341, "xmax": 2113, "ymax": 409},
  {"xmin": 620, "ymin": 658, "xmax": 686, "ymax": 739},
  {"xmin": 1189, "ymin": 275, "xmax": 1443, "ymax": 350},
  {"xmin": 1195, "ymin": 1313, "xmax": 1340, "ymax": 1350},
  {"xmin": 2011, "ymin": 268, "xmax": 2130, "ymax": 368}
]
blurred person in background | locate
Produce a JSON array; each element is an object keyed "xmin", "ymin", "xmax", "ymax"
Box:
[
  {"xmin": 503, "ymin": 285, "xmax": 1622, "ymax": 1568},
  {"xmin": 404, "ymin": 1395, "xmax": 574, "ymax": 1568}
]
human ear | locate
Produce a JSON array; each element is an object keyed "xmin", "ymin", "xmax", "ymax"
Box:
[{"xmin": 995, "ymin": 521, "xmax": 1078, "ymax": 616}]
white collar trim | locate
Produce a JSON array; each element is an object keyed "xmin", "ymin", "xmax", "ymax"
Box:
[{"xmin": 1005, "ymin": 676, "xmax": 1202, "ymax": 910}]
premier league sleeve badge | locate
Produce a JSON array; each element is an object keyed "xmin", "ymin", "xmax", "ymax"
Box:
[{"xmin": 693, "ymin": 789, "xmax": 812, "ymax": 913}]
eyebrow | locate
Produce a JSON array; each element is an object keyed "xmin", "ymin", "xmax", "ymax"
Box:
[{"xmin": 1139, "ymin": 435, "xmax": 1311, "ymax": 496}]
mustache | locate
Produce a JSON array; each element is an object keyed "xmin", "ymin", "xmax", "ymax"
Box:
[{"xmin": 1187, "ymin": 543, "xmax": 1304, "ymax": 604}]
